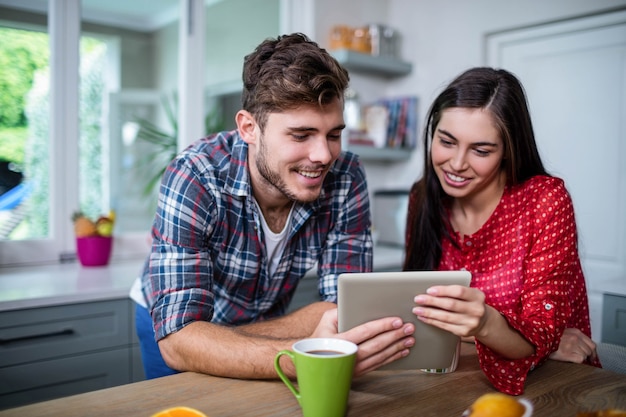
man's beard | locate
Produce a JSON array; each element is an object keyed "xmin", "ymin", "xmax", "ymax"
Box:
[{"xmin": 256, "ymin": 135, "xmax": 300, "ymax": 202}]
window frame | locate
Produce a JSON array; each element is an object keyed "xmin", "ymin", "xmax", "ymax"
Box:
[
  {"xmin": 0, "ymin": 1, "xmax": 80, "ymax": 266},
  {"xmin": 0, "ymin": 0, "xmax": 175, "ymax": 266}
]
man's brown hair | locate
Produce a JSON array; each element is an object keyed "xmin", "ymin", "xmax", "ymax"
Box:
[{"xmin": 241, "ymin": 33, "xmax": 350, "ymax": 131}]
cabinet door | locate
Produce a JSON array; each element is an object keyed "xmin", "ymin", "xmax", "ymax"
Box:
[
  {"xmin": 0, "ymin": 348, "xmax": 130, "ymax": 410},
  {"xmin": 131, "ymin": 345, "xmax": 145, "ymax": 383},
  {"xmin": 0, "ymin": 299, "xmax": 130, "ymax": 367},
  {"xmin": 602, "ymin": 294, "xmax": 626, "ymax": 346},
  {"xmin": 129, "ymin": 302, "xmax": 146, "ymax": 382}
]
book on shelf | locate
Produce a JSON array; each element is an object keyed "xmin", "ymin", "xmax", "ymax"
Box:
[{"xmin": 367, "ymin": 96, "xmax": 418, "ymax": 149}]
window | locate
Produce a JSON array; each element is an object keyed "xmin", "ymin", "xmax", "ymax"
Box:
[
  {"xmin": 0, "ymin": 0, "xmax": 178, "ymax": 266},
  {"xmin": 0, "ymin": 25, "xmax": 49, "ymax": 242},
  {"xmin": 0, "ymin": 0, "xmax": 280, "ymax": 267}
]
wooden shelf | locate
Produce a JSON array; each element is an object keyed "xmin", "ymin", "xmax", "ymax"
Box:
[
  {"xmin": 332, "ymin": 49, "xmax": 412, "ymax": 77},
  {"xmin": 348, "ymin": 145, "xmax": 413, "ymax": 161}
]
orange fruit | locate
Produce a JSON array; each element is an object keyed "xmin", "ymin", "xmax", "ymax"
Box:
[
  {"xmin": 73, "ymin": 216, "xmax": 97, "ymax": 237},
  {"xmin": 150, "ymin": 406, "xmax": 208, "ymax": 417},
  {"xmin": 464, "ymin": 393, "xmax": 530, "ymax": 417}
]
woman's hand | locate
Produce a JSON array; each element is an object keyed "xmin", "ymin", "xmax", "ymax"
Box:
[
  {"xmin": 311, "ymin": 308, "xmax": 415, "ymax": 376},
  {"xmin": 550, "ymin": 328, "xmax": 597, "ymax": 363},
  {"xmin": 412, "ymin": 285, "xmax": 488, "ymax": 338},
  {"xmin": 413, "ymin": 285, "xmax": 534, "ymax": 359}
]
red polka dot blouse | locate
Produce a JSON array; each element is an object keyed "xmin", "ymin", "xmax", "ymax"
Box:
[{"xmin": 439, "ymin": 175, "xmax": 599, "ymax": 395}]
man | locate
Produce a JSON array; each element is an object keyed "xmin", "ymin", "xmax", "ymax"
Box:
[{"xmin": 130, "ymin": 33, "xmax": 415, "ymax": 380}]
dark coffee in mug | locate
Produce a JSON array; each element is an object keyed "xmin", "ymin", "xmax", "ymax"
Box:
[{"xmin": 307, "ymin": 350, "xmax": 343, "ymax": 356}]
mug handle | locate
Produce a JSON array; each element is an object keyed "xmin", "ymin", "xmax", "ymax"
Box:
[{"xmin": 274, "ymin": 350, "xmax": 301, "ymax": 401}]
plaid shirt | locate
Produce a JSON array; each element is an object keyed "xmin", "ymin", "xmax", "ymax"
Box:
[{"xmin": 141, "ymin": 131, "xmax": 373, "ymax": 341}]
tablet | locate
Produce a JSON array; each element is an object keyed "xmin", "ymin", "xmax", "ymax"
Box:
[{"xmin": 337, "ymin": 270, "xmax": 472, "ymax": 370}]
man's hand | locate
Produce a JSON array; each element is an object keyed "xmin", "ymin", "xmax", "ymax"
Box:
[
  {"xmin": 550, "ymin": 328, "xmax": 597, "ymax": 363},
  {"xmin": 311, "ymin": 308, "xmax": 415, "ymax": 376}
]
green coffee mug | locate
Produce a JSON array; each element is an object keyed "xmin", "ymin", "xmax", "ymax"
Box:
[{"xmin": 274, "ymin": 338, "xmax": 357, "ymax": 417}]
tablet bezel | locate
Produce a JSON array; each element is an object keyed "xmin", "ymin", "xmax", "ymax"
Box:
[{"xmin": 337, "ymin": 270, "xmax": 472, "ymax": 370}]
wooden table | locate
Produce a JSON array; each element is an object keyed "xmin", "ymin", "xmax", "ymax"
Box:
[{"xmin": 1, "ymin": 344, "xmax": 624, "ymax": 417}]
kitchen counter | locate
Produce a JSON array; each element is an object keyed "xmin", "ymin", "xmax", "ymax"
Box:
[
  {"xmin": 0, "ymin": 245, "xmax": 403, "ymax": 408},
  {"xmin": 0, "ymin": 258, "xmax": 146, "ymax": 312},
  {"xmin": 2, "ymin": 343, "xmax": 625, "ymax": 417},
  {"xmin": 0, "ymin": 245, "xmax": 405, "ymax": 313}
]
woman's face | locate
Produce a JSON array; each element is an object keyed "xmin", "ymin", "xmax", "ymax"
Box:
[{"xmin": 431, "ymin": 107, "xmax": 505, "ymax": 203}]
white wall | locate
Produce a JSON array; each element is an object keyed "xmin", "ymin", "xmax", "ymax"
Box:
[
  {"xmin": 155, "ymin": 0, "xmax": 280, "ymax": 99},
  {"xmin": 156, "ymin": 0, "xmax": 626, "ymax": 193},
  {"xmin": 315, "ymin": 0, "xmax": 626, "ymax": 194},
  {"xmin": 204, "ymin": 0, "xmax": 280, "ymax": 89}
]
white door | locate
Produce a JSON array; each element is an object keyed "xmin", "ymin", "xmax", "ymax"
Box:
[{"xmin": 487, "ymin": 10, "xmax": 626, "ymax": 341}]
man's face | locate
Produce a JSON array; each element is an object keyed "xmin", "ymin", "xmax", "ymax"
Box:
[{"xmin": 246, "ymin": 98, "xmax": 345, "ymax": 204}]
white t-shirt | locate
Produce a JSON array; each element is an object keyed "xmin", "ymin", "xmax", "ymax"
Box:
[{"xmin": 254, "ymin": 199, "xmax": 294, "ymax": 277}]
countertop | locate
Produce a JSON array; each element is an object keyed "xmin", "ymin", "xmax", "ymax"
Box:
[
  {"xmin": 2, "ymin": 343, "xmax": 625, "ymax": 417},
  {"xmin": 3, "ymin": 245, "xmax": 620, "ymax": 314},
  {"xmin": 0, "ymin": 245, "xmax": 405, "ymax": 312},
  {"xmin": 0, "ymin": 258, "xmax": 146, "ymax": 312}
]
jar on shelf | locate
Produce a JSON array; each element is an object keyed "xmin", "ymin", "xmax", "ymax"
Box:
[
  {"xmin": 350, "ymin": 26, "xmax": 371, "ymax": 54},
  {"xmin": 344, "ymin": 88, "xmax": 362, "ymax": 130},
  {"xmin": 367, "ymin": 23, "xmax": 400, "ymax": 58},
  {"xmin": 329, "ymin": 25, "xmax": 353, "ymax": 50}
]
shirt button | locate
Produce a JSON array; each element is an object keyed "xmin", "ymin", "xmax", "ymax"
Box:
[
  {"xmin": 544, "ymin": 303, "xmax": 553, "ymax": 311},
  {"xmin": 465, "ymin": 241, "xmax": 472, "ymax": 246}
]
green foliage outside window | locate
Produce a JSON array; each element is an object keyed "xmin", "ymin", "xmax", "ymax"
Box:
[
  {"xmin": 0, "ymin": 28, "xmax": 48, "ymax": 129},
  {"xmin": 1, "ymin": 26, "xmax": 106, "ymax": 239},
  {"xmin": 0, "ymin": 28, "xmax": 48, "ymax": 168}
]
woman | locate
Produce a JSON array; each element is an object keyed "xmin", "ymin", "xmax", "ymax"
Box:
[{"xmin": 404, "ymin": 67, "xmax": 600, "ymax": 395}]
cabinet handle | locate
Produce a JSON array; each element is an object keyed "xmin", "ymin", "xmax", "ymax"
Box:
[{"xmin": 0, "ymin": 328, "xmax": 75, "ymax": 345}]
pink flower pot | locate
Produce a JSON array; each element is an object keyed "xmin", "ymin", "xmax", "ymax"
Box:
[{"xmin": 76, "ymin": 236, "xmax": 113, "ymax": 267}]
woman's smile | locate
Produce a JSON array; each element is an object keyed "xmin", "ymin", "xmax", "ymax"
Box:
[{"xmin": 444, "ymin": 170, "xmax": 471, "ymax": 186}]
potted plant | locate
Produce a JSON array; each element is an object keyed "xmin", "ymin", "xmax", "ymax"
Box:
[
  {"xmin": 72, "ymin": 210, "xmax": 115, "ymax": 266},
  {"xmin": 134, "ymin": 92, "xmax": 225, "ymax": 197}
]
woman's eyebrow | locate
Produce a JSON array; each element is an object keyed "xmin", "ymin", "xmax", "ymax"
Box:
[
  {"xmin": 437, "ymin": 128, "xmax": 499, "ymax": 147},
  {"xmin": 437, "ymin": 128, "xmax": 457, "ymax": 140}
]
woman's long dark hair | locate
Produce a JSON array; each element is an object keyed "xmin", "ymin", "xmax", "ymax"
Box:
[{"xmin": 404, "ymin": 67, "xmax": 549, "ymax": 271}]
